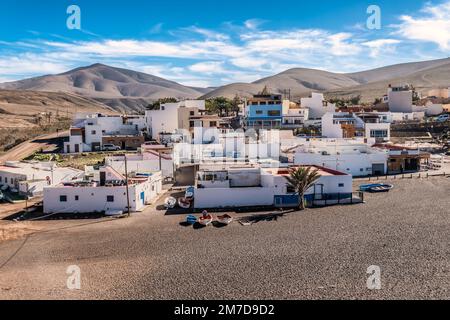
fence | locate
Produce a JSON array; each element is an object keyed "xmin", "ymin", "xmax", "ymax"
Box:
[{"xmin": 309, "ymin": 192, "xmax": 364, "ymax": 208}]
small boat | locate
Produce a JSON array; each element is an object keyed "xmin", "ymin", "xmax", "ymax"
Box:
[
  {"xmin": 359, "ymin": 183, "xmax": 392, "ymax": 192},
  {"xmin": 198, "ymin": 212, "xmax": 214, "ymax": 226},
  {"xmin": 217, "ymin": 214, "xmax": 233, "ymax": 225},
  {"xmin": 178, "ymin": 197, "xmax": 192, "ymax": 209},
  {"xmin": 186, "ymin": 215, "xmax": 197, "ymax": 225},
  {"xmin": 0, "ymin": 191, "xmax": 4, "ymax": 201},
  {"xmin": 368, "ymin": 184, "xmax": 394, "ymax": 193},
  {"xmin": 185, "ymin": 186, "xmax": 195, "ymax": 199},
  {"xmin": 10, "ymin": 188, "xmax": 18, "ymax": 194},
  {"xmin": 164, "ymin": 197, "xmax": 177, "ymax": 209},
  {"xmin": 1, "ymin": 185, "xmax": 8, "ymax": 192}
]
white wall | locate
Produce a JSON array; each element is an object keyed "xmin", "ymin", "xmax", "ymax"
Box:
[
  {"xmin": 295, "ymin": 153, "xmax": 387, "ymax": 176},
  {"xmin": 194, "ymin": 187, "xmax": 275, "ymax": 209},
  {"xmin": 43, "ymin": 176, "xmax": 162, "ymax": 214},
  {"xmin": 388, "ymin": 89, "xmax": 413, "ymax": 113},
  {"xmin": 301, "ymin": 93, "xmax": 336, "ymax": 119}
]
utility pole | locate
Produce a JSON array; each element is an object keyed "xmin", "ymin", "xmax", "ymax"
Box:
[{"xmin": 124, "ymin": 155, "xmax": 131, "ymax": 217}]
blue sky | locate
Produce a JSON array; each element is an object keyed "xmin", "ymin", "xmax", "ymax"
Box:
[{"xmin": 0, "ymin": 0, "xmax": 449, "ymax": 86}]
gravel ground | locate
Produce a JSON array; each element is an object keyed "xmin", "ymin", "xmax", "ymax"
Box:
[{"xmin": 0, "ymin": 177, "xmax": 449, "ymax": 300}]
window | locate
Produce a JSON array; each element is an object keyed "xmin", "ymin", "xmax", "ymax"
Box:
[
  {"xmin": 255, "ymin": 110, "xmax": 263, "ymax": 115},
  {"xmin": 60, "ymin": 195, "xmax": 67, "ymax": 202},
  {"xmin": 370, "ymin": 130, "xmax": 388, "ymax": 138},
  {"xmin": 75, "ymin": 195, "xmax": 79, "ymax": 201},
  {"xmin": 189, "ymin": 121, "xmax": 195, "ymax": 128},
  {"xmin": 190, "ymin": 111, "xmax": 195, "ymax": 116},
  {"xmin": 91, "ymin": 130, "xmax": 96, "ymax": 135},
  {"xmin": 287, "ymin": 185, "xmax": 296, "ymax": 193},
  {"xmin": 268, "ymin": 110, "xmax": 281, "ymax": 117},
  {"xmin": 251, "ymin": 101, "xmax": 258, "ymax": 105},
  {"xmin": 338, "ymin": 183, "xmax": 345, "ymax": 187},
  {"xmin": 210, "ymin": 121, "xmax": 217, "ymax": 127},
  {"xmin": 0, "ymin": 177, "xmax": 2, "ymax": 182},
  {"xmin": 360, "ymin": 168, "xmax": 364, "ymax": 172},
  {"xmin": 107, "ymin": 195, "xmax": 114, "ymax": 202}
]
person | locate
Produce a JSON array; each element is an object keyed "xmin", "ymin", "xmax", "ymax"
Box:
[{"xmin": 202, "ymin": 210, "xmax": 208, "ymax": 218}]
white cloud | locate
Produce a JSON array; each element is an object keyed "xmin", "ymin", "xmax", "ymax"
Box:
[
  {"xmin": 395, "ymin": 1, "xmax": 450, "ymax": 50},
  {"xmin": 244, "ymin": 19, "xmax": 265, "ymax": 30},
  {"xmin": 362, "ymin": 39, "xmax": 401, "ymax": 57}
]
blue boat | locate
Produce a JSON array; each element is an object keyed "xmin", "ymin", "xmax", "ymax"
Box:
[
  {"xmin": 186, "ymin": 215, "xmax": 197, "ymax": 225},
  {"xmin": 185, "ymin": 186, "xmax": 195, "ymax": 199},
  {"xmin": 360, "ymin": 183, "xmax": 394, "ymax": 192}
]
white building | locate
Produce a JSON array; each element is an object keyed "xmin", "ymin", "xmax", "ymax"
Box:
[
  {"xmin": 282, "ymin": 107, "xmax": 310, "ymax": 128},
  {"xmin": 194, "ymin": 165, "xmax": 352, "ymax": 209},
  {"xmin": 322, "ymin": 112, "xmax": 391, "ymax": 142},
  {"xmin": 105, "ymin": 148, "xmax": 174, "ymax": 179},
  {"xmin": 64, "ymin": 113, "xmax": 146, "ymax": 153},
  {"xmin": 145, "ymin": 100, "xmax": 205, "ymax": 139},
  {"xmin": 388, "ymin": 85, "xmax": 414, "ymax": 113},
  {"xmin": 43, "ymin": 167, "xmax": 163, "ymax": 214},
  {"xmin": 0, "ymin": 161, "xmax": 83, "ymax": 197},
  {"xmin": 293, "ymin": 139, "xmax": 388, "ymax": 176},
  {"xmin": 301, "ymin": 93, "xmax": 336, "ymax": 119}
]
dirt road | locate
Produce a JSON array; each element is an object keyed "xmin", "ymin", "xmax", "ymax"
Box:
[{"xmin": 0, "ymin": 131, "xmax": 68, "ymax": 164}]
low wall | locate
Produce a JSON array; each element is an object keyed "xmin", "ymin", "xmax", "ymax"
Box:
[{"xmin": 194, "ymin": 187, "xmax": 275, "ymax": 209}]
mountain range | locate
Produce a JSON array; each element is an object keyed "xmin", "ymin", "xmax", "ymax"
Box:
[{"xmin": 1, "ymin": 57, "xmax": 450, "ymax": 113}]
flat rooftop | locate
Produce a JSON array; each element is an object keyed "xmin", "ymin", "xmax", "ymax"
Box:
[{"xmin": 264, "ymin": 165, "xmax": 348, "ymax": 177}]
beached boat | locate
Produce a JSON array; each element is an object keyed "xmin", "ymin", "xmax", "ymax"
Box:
[
  {"xmin": 178, "ymin": 197, "xmax": 192, "ymax": 209},
  {"xmin": 217, "ymin": 214, "xmax": 233, "ymax": 225},
  {"xmin": 185, "ymin": 186, "xmax": 195, "ymax": 199},
  {"xmin": 368, "ymin": 184, "xmax": 394, "ymax": 193},
  {"xmin": 164, "ymin": 197, "xmax": 177, "ymax": 209},
  {"xmin": 359, "ymin": 183, "xmax": 393, "ymax": 192},
  {"xmin": 0, "ymin": 191, "xmax": 4, "ymax": 201},
  {"xmin": 198, "ymin": 213, "xmax": 214, "ymax": 226},
  {"xmin": 186, "ymin": 215, "xmax": 197, "ymax": 225},
  {"xmin": 1, "ymin": 185, "xmax": 8, "ymax": 192}
]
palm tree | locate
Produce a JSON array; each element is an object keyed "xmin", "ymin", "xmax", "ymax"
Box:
[{"xmin": 286, "ymin": 167, "xmax": 321, "ymax": 210}]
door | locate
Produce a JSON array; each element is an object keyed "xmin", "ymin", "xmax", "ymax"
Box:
[
  {"xmin": 140, "ymin": 192, "xmax": 145, "ymax": 205},
  {"xmin": 122, "ymin": 141, "xmax": 126, "ymax": 150},
  {"xmin": 75, "ymin": 144, "xmax": 80, "ymax": 153},
  {"xmin": 372, "ymin": 163, "xmax": 385, "ymax": 176},
  {"xmin": 66, "ymin": 145, "xmax": 70, "ymax": 153},
  {"xmin": 313, "ymin": 184, "xmax": 324, "ymax": 200}
]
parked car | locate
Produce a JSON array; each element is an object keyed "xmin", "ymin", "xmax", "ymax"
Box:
[
  {"xmin": 102, "ymin": 144, "xmax": 121, "ymax": 151},
  {"xmin": 436, "ymin": 114, "xmax": 449, "ymax": 122}
]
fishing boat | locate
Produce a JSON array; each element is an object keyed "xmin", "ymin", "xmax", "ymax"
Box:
[
  {"xmin": 359, "ymin": 183, "xmax": 393, "ymax": 192},
  {"xmin": 198, "ymin": 211, "xmax": 213, "ymax": 226},
  {"xmin": 164, "ymin": 197, "xmax": 177, "ymax": 209},
  {"xmin": 178, "ymin": 197, "xmax": 192, "ymax": 209},
  {"xmin": 185, "ymin": 186, "xmax": 195, "ymax": 199},
  {"xmin": 368, "ymin": 184, "xmax": 394, "ymax": 193},
  {"xmin": 186, "ymin": 215, "xmax": 197, "ymax": 225},
  {"xmin": 217, "ymin": 214, "xmax": 233, "ymax": 225}
]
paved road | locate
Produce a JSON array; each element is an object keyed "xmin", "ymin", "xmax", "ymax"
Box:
[
  {"xmin": 0, "ymin": 177, "xmax": 449, "ymax": 300},
  {"xmin": 0, "ymin": 131, "xmax": 68, "ymax": 164}
]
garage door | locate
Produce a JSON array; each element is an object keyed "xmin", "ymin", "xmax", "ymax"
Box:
[{"xmin": 372, "ymin": 163, "xmax": 385, "ymax": 176}]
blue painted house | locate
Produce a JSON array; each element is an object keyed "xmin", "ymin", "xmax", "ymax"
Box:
[{"xmin": 245, "ymin": 91, "xmax": 283, "ymax": 129}]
